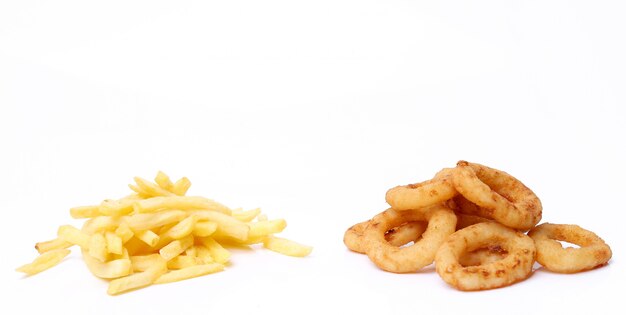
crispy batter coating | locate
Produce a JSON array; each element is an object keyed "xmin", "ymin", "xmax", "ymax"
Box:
[{"xmin": 528, "ymin": 223, "xmax": 612, "ymax": 273}]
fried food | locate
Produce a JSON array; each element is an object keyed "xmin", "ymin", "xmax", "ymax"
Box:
[
  {"xmin": 528, "ymin": 223, "xmax": 612, "ymax": 273},
  {"xmin": 17, "ymin": 171, "xmax": 312, "ymax": 295},
  {"xmin": 362, "ymin": 205, "xmax": 456, "ymax": 273},
  {"xmin": 343, "ymin": 220, "xmax": 428, "ymax": 254},
  {"xmin": 385, "ymin": 168, "xmax": 457, "ymax": 211},
  {"xmin": 451, "ymin": 161, "xmax": 542, "ymax": 230},
  {"xmin": 435, "ymin": 222, "xmax": 536, "ymax": 291}
]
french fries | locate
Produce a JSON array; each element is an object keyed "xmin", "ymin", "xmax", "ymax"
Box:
[{"xmin": 17, "ymin": 171, "xmax": 312, "ymax": 295}]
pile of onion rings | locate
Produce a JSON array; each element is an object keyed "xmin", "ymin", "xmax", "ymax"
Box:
[{"xmin": 344, "ymin": 160, "xmax": 612, "ymax": 291}]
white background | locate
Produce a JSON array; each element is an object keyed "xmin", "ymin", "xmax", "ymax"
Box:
[{"xmin": 1, "ymin": 1, "xmax": 624, "ymax": 314}]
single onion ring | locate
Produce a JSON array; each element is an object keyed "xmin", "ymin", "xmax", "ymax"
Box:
[
  {"xmin": 451, "ymin": 161, "xmax": 542, "ymax": 230},
  {"xmin": 458, "ymin": 245, "xmax": 508, "ymax": 267},
  {"xmin": 435, "ymin": 222, "xmax": 536, "ymax": 291},
  {"xmin": 385, "ymin": 168, "xmax": 457, "ymax": 211},
  {"xmin": 362, "ymin": 204, "xmax": 457, "ymax": 273},
  {"xmin": 528, "ymin": 223, "xmax": 612, "ymax": 273},
  {"xmin": 343, "ymin": 220, "xmax": 427, "ymax": 254},
  {"xmin": 385, "ymin": 221, "xmax": 428, "ymax": 246}
]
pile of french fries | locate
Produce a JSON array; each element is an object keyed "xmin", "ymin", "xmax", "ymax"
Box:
[{"xmin": 17, "ymin": 171, "xmax": 312, "ymax": 295}]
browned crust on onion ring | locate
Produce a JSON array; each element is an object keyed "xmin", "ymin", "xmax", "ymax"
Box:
[
  {"xmin": 451, "ymin": 161, "xmax": 542, "ymax": 230},
  {"xmin": 435, "ymin": 222, "xmax": 536, "ymax": 291},
  {"xmin": 528, "ymin": 223, "xmax": 612, "ymax": 273},
  {"xmin": 385, "ymin": 168, "xmax": 457, "ymax": 211},
  {"xmin": 362, "ymin": 205, "xmax": 457, "ymax": 273},
  {"xmin": 343, "ymin": 220, "xmax": 427, "ymax": 254}
]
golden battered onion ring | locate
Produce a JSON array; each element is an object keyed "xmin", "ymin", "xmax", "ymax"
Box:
[
  {"xmin": 435, "ymin": 222, "xmax": 536, "ymax": 291},
  {"xmin": 343, "ymin": 220, "xmax": 427, "ymax": 254},
  {"xmin": 363, "ymin": 205, "xmax": 456, "ymax": 273},
  {"xmin": 385, "ymin": 168, "xmax": 457, "ymax": 211},
  {"xmin": 451, "ymin": 161, "xmax": 542, "ymax": 230},
  {"xmin": 528, "ymin": 223, "xmax": 612, "ymax": 273},
  {"xmin": 458, "ymin": 245, "xmax": 508, "ymax": 267},
  {"xmin": 343, "ymin": 221, "xmax": 370, "ymax": 254}
]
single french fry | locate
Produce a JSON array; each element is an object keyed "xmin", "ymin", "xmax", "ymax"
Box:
[
  {"xmin": 133, "ymin": 196, "xmax": 232, "ymax": 215},
  {"xmin": 135, "ymin": 230, "xmax": 160, "ymax": 247},
  {"xmin": 81, "ymin": 216, "xmax": 122, "ymax": 234},
  {"xmin": 192, "ymin": 210, "xmax": 249, "ymax": 241},
  {"xmin": 123, "ymin": 210, "xmax": 186, "ymax": 231},
  {"xmin": 263, "ymin": 236, "xmax": 312, "ymax": 257},
  {"xmin": 81, "ymin": 248, "xmax": 132, "ymax": 279},
  {"xmin": 58, "ymin": 225, "xmax": 91, "ymax": 249},
  {"xmin": 159, "ymin": 235, "xmax": 194, "ymax": 261},
  {"xmin": 162, "ymin": 215, "xmax": 197, "ymax": 239},
  {"xmin": 105, "ymin": 232, "xmax": 123, "ymax": 255},
  {"xmin": 193, "ymin": 221, "xmax": 218, "ymax": 237},
  {"xmin": 16, "ymin": 249, "xmax": 71, "ymax": 276},
  {"xmin": 130, "ymin": 254, "xmax": 162, "ymax": 272},
  {"xmin": 166, "ymin": 255, "xmax": 198, "ymax": 270},
  {"xmin": 155, "ymin": 171, "xmax": 174, "ymax": 191},
  {"xmin": 171, "ymin": 177, "xmax": 191, "ymax": 196},
  {"xmin": 248, "ymin": 219, "xmax": 287, "ymax": 239},
  {"xmin": 233, "ymin": 208, "xmax": 262, "ymax": 222},
  {"xmin": 35, "ymin": 238, "xmax": 72, "ymax": 254},
  {"xmin": 124, "ymin": 237, "xmax": 151, "ymax": 256},
  {"xmin": 134, "ymin": 177, "xmax": 175, "ymax": 197},
  {"xmin": 115, "ymin": 222, "xmax": 134, "ymax": 243},
  {"xmin": 88, "ymin": 233, "xmax": 108, "ymax": 262},
  {"xmin": 199, "ymin": 237, "xmax": 231, "ymax": 264},
  {"xmin": 70, "ymin": 206, "xmax": 101, "ymax": 219},
  {"xmin": 99, "ymin": 198, "xmax": 135, "ymax": 216},
  {"xmin": 155, "ymin": 263, "xmax": 224, "ymax": 284},
  {"xmin": 107, "ymin": 259, "xmax": 167, "ymax": 295}
]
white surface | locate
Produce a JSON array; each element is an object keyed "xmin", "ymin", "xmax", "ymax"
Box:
[{"xmin": 1, "ymin": 1, "xmax": 625, "ymax": 314}]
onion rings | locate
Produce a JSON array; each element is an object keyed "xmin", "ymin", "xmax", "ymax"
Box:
[
  {"xmin": 435, "ymin": 222, "xmax": 536, "ymax": 291},
  {"xmin": 385, "ymin": 168, "xmax": 457, "ymax": 211},
  {"xmin": 363, "ymin": 205, "xmax": 456, "ymax": 273},
  {"xmin": 343, "ymin": 220, "xmax": 427, "ymax": 254},
  {"xmin": 458, "ymin": 245, "xmax": 508, "ymax": 267},
  {"xmin": 528, "ymin": 223, "xmax": 612, "ymax": 273},
  {"xmin": 451, "ymin": 161, "xmax": 542, "ymax": 230}
]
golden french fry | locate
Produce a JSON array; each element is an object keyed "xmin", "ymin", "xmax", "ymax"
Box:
[
  {"xmin": 159, "ymin": 235, "xmax": 194, "ymax": 261},
  {"xmin": 130, "ymin": 254, "xmax": 162, "ymax": 272},
  {"xmin": 70, "ymin": 206, "xmax": 100, "ymax": 219},
  {"xmin": 99, "ymin": 198, "xmax": 135, "ymax": 216},
  {"xmin": 194, "ymin": 245, "xmax": 214, "ymax": 264},
  {"xmin": 155, "ymin": 263, "xmax": 224, "ymax": 284},
  {"xmin": 58, "ymin": 225, "xmax": 91, "ymax": 248},
  {"xmin": 134, "ymin": 177, "xmax": 175, "ymax": 198},
  {"xmin": 82, "ymin": 216, "xmax": 122, "ymax": 234},
  {"xmin": 107, "ymin": 259, "xmax": 167, "ymax": 295},
  {"xmin": 133, "ymin": 196, "xmax": 231, "ymax": 215},
  {"xmin": 81, "ymin": 248, "xmax": 132, "ymax": 279},
  {"xmin": 135, "ymin": 230, "xmax": 160, "ymax": 247},
  {"xmin": 114, "ymin": 222, "xmax": 134, "ymax": 243},
  {"xmin": 123, "ymin": 210, "xmax": 186, "ymax": 231},
  {"xmin": 193, "ymin": 221, "xmax": 218, "ymax": 237},
  {"xmin": 166, "ymin": 255, "xmax": 198, "ymax": 270},
  {"xmin": 263, "ymin": 236, "xmax": 312, "ymax": 257},
  {"xmin": 35, "ymin": 238, "xmax": 72, "ymax": 254},
  {"xmin": 88, "ymin": 233, "xmax": 108, "ymax": 262},
  {"xmin": 16, "ymin": 249, "xmax": 71, "ymax": 276},
  {"xmin": 233, "ymin": 208, "xmax": 262, "ymax": 222},
  {"xmin": 199, "ymin": 237, "xmax": 231, "ymax": 264},
  {"xmin": 155, "ymin": 171, "xmax": 174, "ymax": 191},
  {"xmin": 105, "ymin": 232, "xmax": 123, "ymax": 255},
  {"xmin": 192, "ymin": 210, "xmax": 249, "ymax": 241},
  {"xmin": 162, "ymin": 215, "xmax": 197, "ymax": 239},
  {"xmin": 248, "ymin": 219, "xmax": 287, "ymax": 239},
  {"xmin": 171, "ymin": 177, "xmax": 191, "ymax": 196}
]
